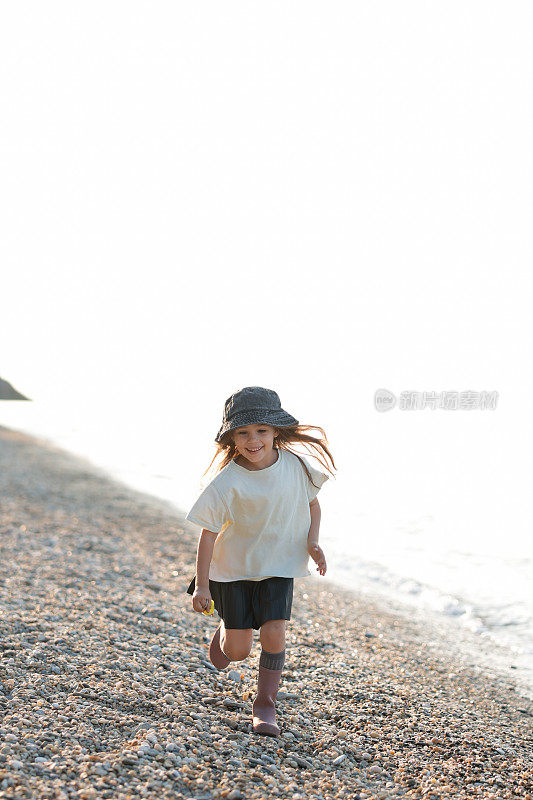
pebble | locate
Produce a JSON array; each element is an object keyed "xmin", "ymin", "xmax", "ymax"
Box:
[{"xmin": 0, "ymin": 427, "xmax": 531, "ymax": 800}]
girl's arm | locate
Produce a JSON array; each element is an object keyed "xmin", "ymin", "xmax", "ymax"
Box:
[
  {"xmin": 307, "ymin": 499, "xmax": 327, "ymax": 576},
  {"xmin": 307, "ymin": 499, "xmax": 321, "ymax": 549},
  {"xmin": 196, "ymin": 528, "xmax": 218, "ymax": 588}
]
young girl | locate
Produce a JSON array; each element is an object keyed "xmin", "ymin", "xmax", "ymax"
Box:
[{"xmin": 185, "ymin": 386, "xmax": 335, "ymax": 737}]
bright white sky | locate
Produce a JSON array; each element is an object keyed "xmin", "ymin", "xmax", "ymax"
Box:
[{"xmin": 1, "ymin": 2, "xmax": 532, "ymax": 553}]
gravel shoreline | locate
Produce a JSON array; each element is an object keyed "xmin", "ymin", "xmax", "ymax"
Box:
[{"xmin": 0, "ymin": 425, "xmax": 531, "ymax": 800}]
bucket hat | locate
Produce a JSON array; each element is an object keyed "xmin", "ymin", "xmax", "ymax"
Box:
[{"xmin": 215, "ymin": 386, "xmax": 299, "ymax": 444}]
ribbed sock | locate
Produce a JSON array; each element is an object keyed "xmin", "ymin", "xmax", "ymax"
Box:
[{"xmin": 259, "ymin": 647, "xmax": 286, "ymax": 671}]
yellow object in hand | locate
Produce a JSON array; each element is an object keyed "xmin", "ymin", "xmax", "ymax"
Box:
[{"xmin": 202, "ymin": 599, "xmax": 215, "ymax": 616}]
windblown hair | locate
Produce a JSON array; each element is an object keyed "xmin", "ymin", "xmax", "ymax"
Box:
[{"xmin": 202, "ymin": 424, "xmax": 336, "ymax": 490}]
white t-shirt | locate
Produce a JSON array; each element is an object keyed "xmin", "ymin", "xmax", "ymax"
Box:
[{"xmin": 185, "ymin": 448, "xmax": 329, "ymax": 582}]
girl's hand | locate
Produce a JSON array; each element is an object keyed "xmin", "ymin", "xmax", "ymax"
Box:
[
  {"xmin": 192, "ymin": 586, "xmax": 212, "ymax": 614},
  {"xmin": 308, "ymin": 544, "xmax": 327, "ymax": 576}
]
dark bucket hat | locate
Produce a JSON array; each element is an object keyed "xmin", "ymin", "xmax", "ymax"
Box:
[{"xmin": 215, "ymin": 386, "xmax": 299, "ymax": 444}]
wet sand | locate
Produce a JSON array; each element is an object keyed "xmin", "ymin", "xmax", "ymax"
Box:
[{"xmin": 0, "ymin": 426, "xmax": 531, "ymax": 800}]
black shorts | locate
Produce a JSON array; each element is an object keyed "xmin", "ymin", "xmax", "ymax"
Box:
[{"xmin": 186, "ymin": 575, "xmax": 293, "ymax": 630}]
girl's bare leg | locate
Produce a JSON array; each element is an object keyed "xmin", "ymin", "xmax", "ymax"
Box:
[
  {"xmin": 220, "ymin": 620, "xmax": 254, "ymax": 661},
  {"xmin": 259, "ymin": 619, "xmax": 286, "ymax": 652}
]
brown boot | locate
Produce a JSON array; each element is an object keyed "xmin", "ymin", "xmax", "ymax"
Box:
[
  {"xmin": 209, "ymin": 621, "xmax": 231, "ymax": 670},
  {"xmin": 251, "ymin": 648, "xmax": 285, "ymax": 736}
]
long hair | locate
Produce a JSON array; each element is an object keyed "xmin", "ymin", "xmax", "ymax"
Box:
[{"xmin": 202, "ymin": 424, "xmax": 336, "ymax": 490}]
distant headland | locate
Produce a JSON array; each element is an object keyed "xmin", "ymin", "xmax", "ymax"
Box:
[{"xmin": 0, "ymin": 377, "xmax": 30, "ymax": 400}]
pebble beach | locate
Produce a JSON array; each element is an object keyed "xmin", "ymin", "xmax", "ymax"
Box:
[{"xmin": 0, "ymin": 425, "xmax": 531, "ymax": 800}]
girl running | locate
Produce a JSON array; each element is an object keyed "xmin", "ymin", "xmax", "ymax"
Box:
[{"xmin": 186, "ymin": 385, "xmax": 335, "ymax": 736}]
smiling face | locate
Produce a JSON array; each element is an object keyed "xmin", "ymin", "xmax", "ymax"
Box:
[{"xmin": 231, "ymin": 423, "xmax": 278, "ymax": 466}]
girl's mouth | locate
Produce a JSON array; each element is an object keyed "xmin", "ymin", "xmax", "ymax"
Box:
[{"xmin": 246, "ymin": 446, "xmax": 263, "ymax": 453}]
